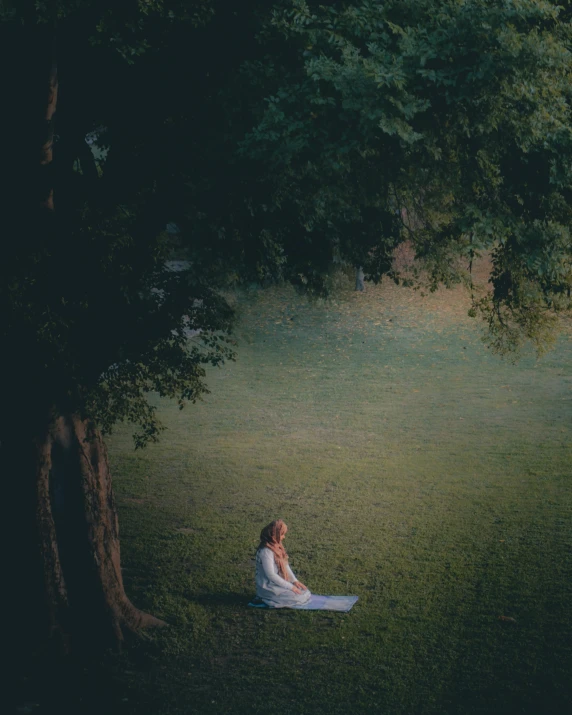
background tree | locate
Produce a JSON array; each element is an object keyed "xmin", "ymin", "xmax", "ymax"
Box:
[{"xmin": 206, "ymin": 0, "xmax": 572, "ymax": 355}]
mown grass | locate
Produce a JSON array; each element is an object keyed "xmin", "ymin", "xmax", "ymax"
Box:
[{"xmin": 106, "ymin": 272, "xmax": 572, "ymax": 715}]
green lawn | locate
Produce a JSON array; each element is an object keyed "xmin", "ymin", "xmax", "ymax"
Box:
[{"xmin": 106, "ymin": 275, "xmax": 572, "ymax": 714}]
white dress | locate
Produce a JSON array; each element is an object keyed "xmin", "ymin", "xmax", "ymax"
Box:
[{"xmin": 255, "ymin": 547, "xmax": 312, "ymax": 608}]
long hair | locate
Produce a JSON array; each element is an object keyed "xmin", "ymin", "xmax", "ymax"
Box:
[{"xmin": 258, "ymin": 519, "xmax": 289, "ymax": 580}]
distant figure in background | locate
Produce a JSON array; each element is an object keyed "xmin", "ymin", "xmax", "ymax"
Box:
[{"xmin": 255, "ymin": 519, "xmax": 311, "ymax": 608}]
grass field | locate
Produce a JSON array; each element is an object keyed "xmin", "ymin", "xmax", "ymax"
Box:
[{"xmin": 105, "ymin": 272, "xmax": 572, "ymax": 715}]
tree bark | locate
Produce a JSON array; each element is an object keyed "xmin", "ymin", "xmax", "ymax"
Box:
[
  {"xmin": 8, "ymin": 413, "xmax": 165, "ymax": 656},
  {"xmin": 38, "ymin": 30, "xmax": 58, "ymax": 212}
]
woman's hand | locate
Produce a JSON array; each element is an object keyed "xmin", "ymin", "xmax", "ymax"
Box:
[
  {"xmin": 293, "ymin": 580, "xmax": 307, "ymax": 591},
  {"xmin": 292, "ymin": 586, "xmax": 303, "ymax": 595}
]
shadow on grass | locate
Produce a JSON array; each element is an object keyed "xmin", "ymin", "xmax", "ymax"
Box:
[{"xmin": 193, "ymin": 591, "xmax": 254, "ymax": 607}]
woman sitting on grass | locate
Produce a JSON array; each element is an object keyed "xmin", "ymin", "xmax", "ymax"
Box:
[{"xmin": 255, "ymin": 519, "xmax": 311, "ymax": 608}]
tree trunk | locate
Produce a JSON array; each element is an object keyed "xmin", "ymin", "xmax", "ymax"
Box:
[
  {"xmin": 2, "ymin": 24, "xmax": 165, "ymax": 655},
  {"xmin": 355, "ymin": 266, "xmax": 365, "ymax": 291},
  {"xmin": 39, "ymin": 36, "xmax": 58, "ymax": 211},
  {"xmin": 7, "ymin": 412, "xmax": 165, "ymax": 656}
]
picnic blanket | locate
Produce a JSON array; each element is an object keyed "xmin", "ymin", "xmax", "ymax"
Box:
[{"xmin": 248, "ymin": 594, "xmax": 358, "ymax": 612}]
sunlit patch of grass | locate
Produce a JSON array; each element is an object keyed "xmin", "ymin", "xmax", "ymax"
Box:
[{"xmin": 107, "ymin": 274, "xmax": 572, "ymax": 715}]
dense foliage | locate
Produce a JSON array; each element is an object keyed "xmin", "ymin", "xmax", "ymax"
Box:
[
  {"xmin": 2, "ymin": 0, "xmax": 572, "ymax": 446},
  {"xmin": 2, "ymin": 1, "xmax": 233, "ymax": 446},
  {"xmin": 210, "ymin": 0, "xmax": 572, "ymax": 355}
]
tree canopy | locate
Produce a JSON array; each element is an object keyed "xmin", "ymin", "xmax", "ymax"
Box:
[
  {"xmin": 2, "ymin": 0, "xmax": 234, "ymax": 446},
  {"xmin": 208, "ymin": 0, "xmax": 572, "ymax": 355},
  {"xmin": 3, "ymin": 0, "xmax": 572, "ymax": 447}
]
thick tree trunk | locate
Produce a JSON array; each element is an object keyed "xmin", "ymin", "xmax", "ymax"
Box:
[
  {"xmin": 12, "ymin": 413, "xmax": 165, "ymax": 655},
  {"xmin": 5, "ymin": 25, "xmax": 165, "ymax": 654},
  {"xmin": 3, "ymin": 21, "xmax": 166, "ymax": 667}
]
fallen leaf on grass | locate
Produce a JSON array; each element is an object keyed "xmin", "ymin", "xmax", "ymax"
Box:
[{"xmin": 498, "ymin": 616, "xmax": 517, "ymax": 623}]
